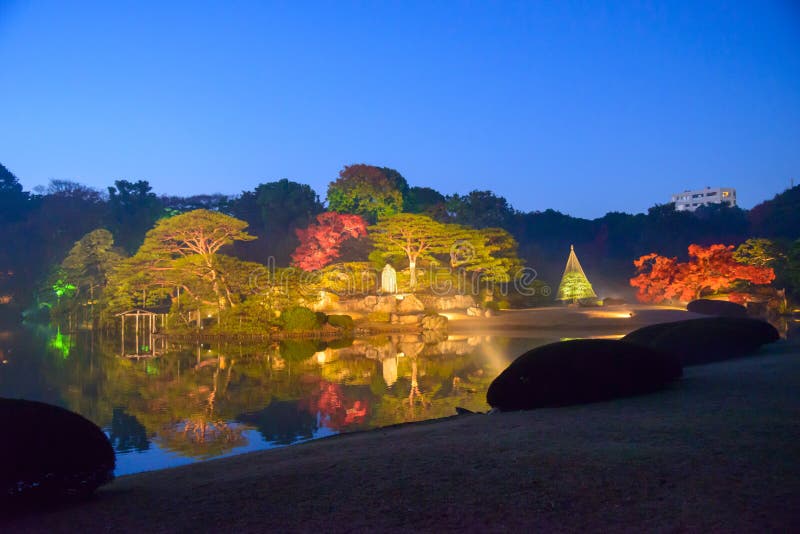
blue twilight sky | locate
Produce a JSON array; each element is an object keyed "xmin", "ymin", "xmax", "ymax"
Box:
[{"xmin": 1, "ymin": 1, "xmax": 798, "ymax": 218}]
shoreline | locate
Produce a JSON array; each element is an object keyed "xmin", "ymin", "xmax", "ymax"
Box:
[{"xmin": 6, "ymin": 338, "xmax": 798, "ymax": 531}]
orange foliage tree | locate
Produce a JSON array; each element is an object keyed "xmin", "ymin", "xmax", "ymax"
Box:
[
  {"xmin": 630, "ymin": 244, "xmax": 775, "ymax": 303},
  {"xmin": 291, "ymin": 212, "xmax": 367, "ymax": 271}
]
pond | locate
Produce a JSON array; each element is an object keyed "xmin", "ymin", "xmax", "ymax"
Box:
[{"xmin": 0, "ymin": 321, "xmax": 617, "ymax": 476}]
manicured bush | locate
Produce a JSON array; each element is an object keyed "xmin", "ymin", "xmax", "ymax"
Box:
[
  {"xmin": 687, "ymin": 299, "xmax": 748, "ymax": 318},
  {"xmin": 327, "ymin": 314, "xmax": 355, "ymax": 331},
  {"xmin": 281, "ymin": 306, "xmax": 321, "ymax": 332},
  {"xmin": 486, "ymin": 339, "xmax": 682, "ymax": 411},
  {"xmin": 0, "ymin": 398, "xmax": 115, "ymax": 502},
  {"xmin": 603, "ymin": 297, "xmax": 627, "ymax": 306},
  {"xmin": 622, "ymin": 317, "xmax": 779, "ymax": 366}
]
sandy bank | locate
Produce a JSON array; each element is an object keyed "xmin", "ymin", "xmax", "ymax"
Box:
[{"xmin": 5, "ymin": 338, "xmax": 799, "ymax": 532}]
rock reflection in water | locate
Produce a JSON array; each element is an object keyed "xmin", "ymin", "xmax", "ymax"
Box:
[{"xmin": 0, "ymin": 325, "xmax": 547, "ymax": 474}]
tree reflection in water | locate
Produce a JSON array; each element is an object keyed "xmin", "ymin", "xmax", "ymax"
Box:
[
  {"xmin": 0, "ymin": 326, "xmax": 530, "ymax": 471},
  {"xmin": 155, "ymin": 355, "xmax": 248, "ymax": 459}
]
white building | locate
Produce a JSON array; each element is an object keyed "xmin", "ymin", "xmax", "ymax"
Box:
[{"xmin": 671, "ymin": 187, "xmax": 736, "ymax": 211}]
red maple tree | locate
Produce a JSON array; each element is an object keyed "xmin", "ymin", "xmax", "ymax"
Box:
[
  {"xmin": 301, "ymin": 381, "xmax": 369, "ymax": 431},
  {"xmin": 291, "ymin": 212, "xmax": 368, "ymax": 271},
  {"xmin": 630, "ymin": 244, "xmax": 775, "ymax": 303}
]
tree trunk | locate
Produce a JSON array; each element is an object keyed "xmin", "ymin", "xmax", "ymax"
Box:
[{"xmin": 409, "ymin": 259, "xmax": 417, "ymax": 291}]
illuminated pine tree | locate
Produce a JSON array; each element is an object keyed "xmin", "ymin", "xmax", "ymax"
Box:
[{"xmin": 556, "ymin": 245, "xmax": 597, "ymax": 304}]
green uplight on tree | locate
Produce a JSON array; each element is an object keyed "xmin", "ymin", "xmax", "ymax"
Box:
[{"xmin": 52, "ymin": 279, "xmax": 76, "ymax": 299}]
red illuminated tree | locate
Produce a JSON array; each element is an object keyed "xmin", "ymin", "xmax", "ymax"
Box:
[
  {"xmin": 630, "ymin": 244, "xmax": 775, "ymax": 303},
  {"xmin": 291, "ymin": 212, "xmax": 368, "ymax": 271}
]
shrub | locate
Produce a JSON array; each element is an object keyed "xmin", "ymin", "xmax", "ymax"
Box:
[
  {"xmin": 281, "ymin": 306, "xmax": 321, "ymax": 332},
  {"xmin": 327, "ymin": 314, "xmax": 355, "ymax": 331},
  {"xmin": 486, "ymin": 339, "xmax": 682, "ymax": 411},
  {"xmin": 686, "ymin": 299, "xmax": 747, "ymax": 318},
  {"xmin": 0, "ymin": 398, "xmax": 115, "ymax": 502},
  {"xmin": 622, "ymin": 317, "xmax": 779, "ymax": 366}
]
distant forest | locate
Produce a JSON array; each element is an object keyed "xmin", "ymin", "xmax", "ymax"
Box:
[{"xmin": 1, "ymin": 161, "xmax": 799, "ymax": 309}]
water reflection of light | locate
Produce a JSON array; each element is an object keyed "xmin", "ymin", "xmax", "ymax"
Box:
[
  {"xmin": 561, "ymin": 334, "xmax": 626, "ymax": 341},
  {"xmin": 382, "ymin": 357, "xmax": 398, "ymax": 387},
  {"xmin": 480, "ymin": 339, "xmax": 510, "ymax": 373},
  {"xmin": 584, "ymin": 310, "xmax": 634, "ymax": 319}
]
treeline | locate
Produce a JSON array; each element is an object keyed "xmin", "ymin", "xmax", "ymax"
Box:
[{"xmin": 1, "ymin": 161, "xmax": 799, "ymax": 311}]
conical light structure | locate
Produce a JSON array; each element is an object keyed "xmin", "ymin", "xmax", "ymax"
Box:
[{"xmin": 556, "ymin": 245, "xmax": 597, "ymax": 303}]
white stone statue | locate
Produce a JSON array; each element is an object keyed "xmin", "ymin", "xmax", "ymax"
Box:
[{"xmin": 381, "ymin": 263, "xmax": 397, "ymax": 294}]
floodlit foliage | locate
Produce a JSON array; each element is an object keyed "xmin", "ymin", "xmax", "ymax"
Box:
[
  {"xmin": 104, "ymin": 210, "xmax": 257, "ymax": 318},
  {"xmin": 451, "ymin": 226, "xmax": 524, "ymax": 283},
  {"xmin": 327, "ymin": 164, "xmax": 404, "ymax": 223},
  {"xmin": 291, "ymin": 212, "xmax": 368, "ymax": 271},
  {"xmin": 630, "ymin": 244, "xmax": 775, "ymax": 303},
  {"xmin": 61, "ymin": 229, "xmax": 124, "ymax": 297},
  {"xmin": 557, "ymin": 271, "xmax": 597, "ymax": 303},
  {"xmin": 733, "ymin": 238, "xmax": 781, "ymax": 268},
  {"xmin": 55, "ymin": 229, "xmax": 125, "ymax": 319},
  {"xmin": 369, "ymin": 214, "xmax": 455, "ymax": 290}
]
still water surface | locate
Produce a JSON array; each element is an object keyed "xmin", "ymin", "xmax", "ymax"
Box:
[{"xmin": 0, "ymin": 322, "xmax": 602, "ymax": 475}]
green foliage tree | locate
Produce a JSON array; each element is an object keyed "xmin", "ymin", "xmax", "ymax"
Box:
[
  {"xmin": 446, "ymin": 190, "xmax": 515, "ymax": 229},
  {"xmin": 60, "ymin": 229, "xmax": 125, "ymax": 320},
  {"xmin": 229, "ymin": 179, "xmax": 323, "ymax": 264},
  {"xmin": 104, "ymin": 210, "xmax": 257, "ymax": 322},
  {"xmin": 369, "ymin": 214, "xmax": 454, "ymax": 290},
  {"xmin": 0, "ymin": 162, "xmax": 30, "ymax": 224},
  {"xmin": 784, "ymin": 240, "xmax": 800, "ymax": 299},
  {"xmin": 108, "ymin": 180, "xmax": 164, "ymax": 252},
  {"xmin": 749, "ymin": 185, "xmax": 800, "ymax": 240},
  {"xmin": 445, "ymin": 225, "xmax": 523, "ymax": 285},
  {"xmin": 404, "ymin": 186, "xmax": 446, "ymax": 216},
  {"xmin": 734, "ymin": 238, "xmax": 782, "ymax": 268},
  {"xmin": 327, "ymin": 164, "xmax": 403, "ymax": 223}
]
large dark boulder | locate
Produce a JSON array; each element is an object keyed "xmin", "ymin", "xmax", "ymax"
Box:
[
  {"xmin": 0, "ymin": 398, "xmax": 115, "ymax": 502},
  {"xmin": 486, "ymin": 339, "xmax": 682, "ymax": 411},
  {"xmin": 622, "ymin": 317, "xmax": 779, "ymax": 366},
  {"xmin": 687, "ymin": 299, "xmax": 747, "ymax": 318}
]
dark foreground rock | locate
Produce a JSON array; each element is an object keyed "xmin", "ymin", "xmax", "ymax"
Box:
[
  {"xmin": 687, "ymin": 299, "xmax": 747, "ymax": 317},
  {"xmin": 486, "ymin": 339, "xmax": 682, "ymax": 411},
  {"xmin": 0, "ymin": 398, "xmax": 115, "ymax": 504},
  {"xmin": 622, "ymin": 317, "xmax": 779, "ymax": 366}
]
